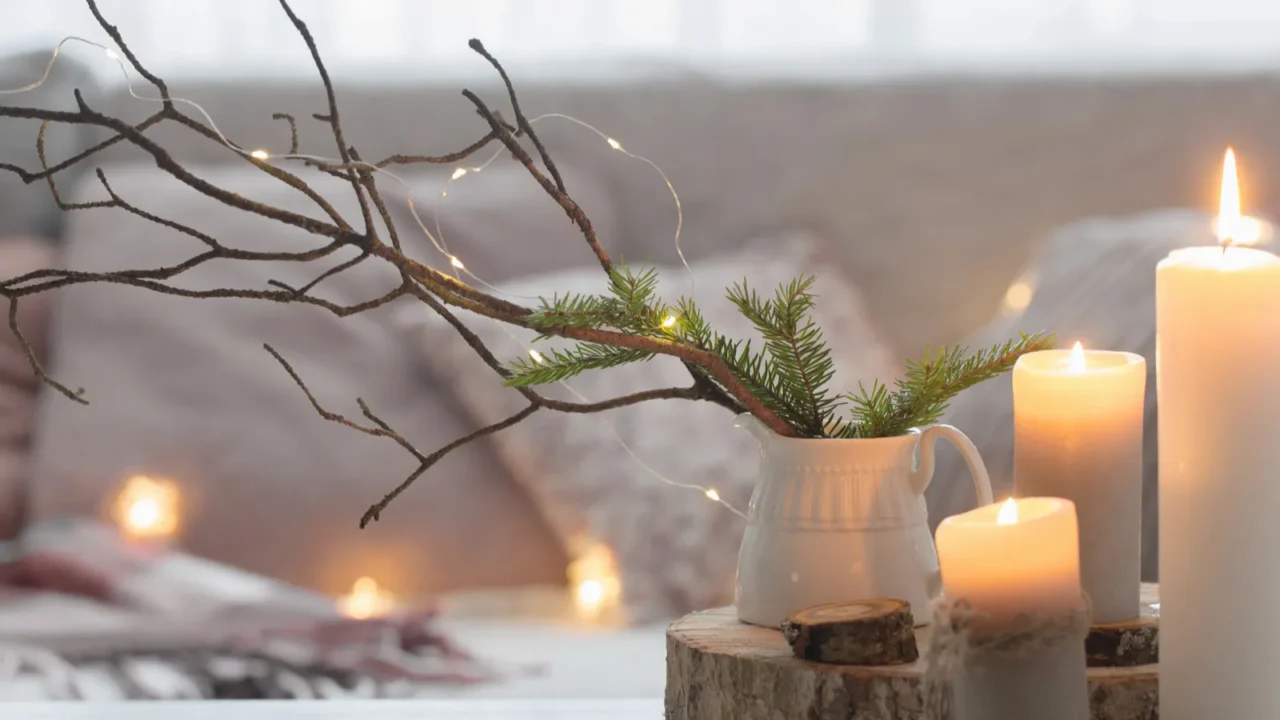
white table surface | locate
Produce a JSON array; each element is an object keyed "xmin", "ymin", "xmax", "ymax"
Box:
[{"xmin": 3, "ymin": 700, "xmax": 662, "ymax": 719}]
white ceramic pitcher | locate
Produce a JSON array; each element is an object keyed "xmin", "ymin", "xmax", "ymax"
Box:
[{"xmin": 734, "ymin": 414, "xmax": 993, "ymax": 628}]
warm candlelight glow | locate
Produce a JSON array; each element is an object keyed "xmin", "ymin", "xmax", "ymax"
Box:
[
  {"xmin": 337, "ymin": 576, "xmax": 394, "ymax": 619},
  {"xmin": 1218, "ymin": 147, "xmax": 1241, "ymax": 247},
  {"xmin": 1067, "ymin": 341, "xmax": 1086, "ymax": 374},
  {"xmin": 567, "ymin": 539, "xmax": 621, "ymax": 621},
  {"xmin": 996, "ymin": 497, "xmax": 1019, "ymax": 525},
  {"xmin": 111, "ymin": 475, "xmax": 180, "ymax": 540}
]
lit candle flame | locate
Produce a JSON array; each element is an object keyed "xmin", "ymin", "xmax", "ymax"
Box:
[
  {"xmin": 112, "ymin": 475, "xmax": 180, "ymax": 540},
  {"xmin": 996, "ymin": 497, "xmax": 1019, "ymax": 526},
  {"xmin": 1067, "ymin": 341, "xmax": 1086, "ymax": 374},
  {"xmin": 1219, "ymin": 147, "xmax": 1241, "ymax": 248},
  {"xmin": 337, "ymin": 576, "xmax": 394, "ymax": 619}
]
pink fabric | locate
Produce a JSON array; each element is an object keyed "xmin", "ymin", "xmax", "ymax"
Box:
[{"xmin": 0, "ymin": 520, "xmax": 520, "ymax": 698}]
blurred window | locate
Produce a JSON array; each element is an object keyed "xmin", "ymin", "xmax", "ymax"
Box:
[{"xmin": 2, "ymin": 0, "xmax": 1278, "ymax": 80}]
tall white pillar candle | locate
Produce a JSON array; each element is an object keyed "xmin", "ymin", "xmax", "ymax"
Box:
[
  {"xmin": 935, "ymin": 497, "xmax": 1088, "ymax": 720},
  {"xmin": 1157, "ymin": 244, "xmax": 1280, "ymax": 719},
  {"xmin": 1013, "ymin": 344, "xmax": 1146, "ymax": 623}
]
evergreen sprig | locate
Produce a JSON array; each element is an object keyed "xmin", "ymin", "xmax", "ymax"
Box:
[
  {"xmin": 845, "ymin": 332, "xmax": 1056, "ymax": 438},
  {"xmin": 503, "ymin": 267, "xmax": 1053, "ymax": 438}
]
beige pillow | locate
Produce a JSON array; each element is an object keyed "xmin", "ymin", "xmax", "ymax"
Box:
[
  {"xmin": 402, "ymin": 232, "xmax": 899, "ymax": 621},
  {"xmin": 925, "ymin": 210, "xmax": 1218, "ymax": 581},
  {"xmin": 27, "ymin": 160, "xmax": 615, "ymax": 598}
]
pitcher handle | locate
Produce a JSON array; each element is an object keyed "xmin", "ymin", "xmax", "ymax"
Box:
[{"xmin": 909, "ymin": 424, "xmax": 993, "ymax": 506}]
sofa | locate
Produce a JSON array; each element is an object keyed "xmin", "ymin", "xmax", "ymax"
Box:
[{"xmin": 4, "ymin": 53, "xmax": 1278, "ymax": 611}]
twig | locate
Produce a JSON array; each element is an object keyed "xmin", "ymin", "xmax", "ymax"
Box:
[
  {"xmin": 375, "ymin": 130, "xmax": 500, "ymax": 168},
  {"xmin": 462, "ymin": 89, "xmax": 610, "ymax": 274},
  {"xmin": 271, "ymin": 112, "xmax": 300, "ymax": 155},
  {"xmin": 8, "ymin": 297, "xmax": 85, "ymax": 404},
  {"xmin": 86, "ymin": 0, "xmax": 171, "ymax": 106},
  {"xmin": 275, "ymin": 0, "xmax": 376, "ymax": 239},
  {"xmin": 467, "ymin": 39, "xmax": 565, "ymax": 193}
]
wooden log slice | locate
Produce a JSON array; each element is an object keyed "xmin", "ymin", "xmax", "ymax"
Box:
[
  {"xmin": 665, "ymin": 583, "xmax": 1159, "ymax": 720},
  {"xmin": 782, "ymin": 599, "xmax": 918, "ymax": 665},
  {"xmin": 1086, "ymin": 584, "xmax": 1160, "ymax": 667}
]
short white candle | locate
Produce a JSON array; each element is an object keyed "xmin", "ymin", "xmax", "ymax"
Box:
[
  {"xmin": 936, "ymin": 497, "xmax": 1082, "ymax": 629},
  {"xmin": 935, "ymin": 497, "xmax": 1088, "ymax": 720},
  {"xmin": 1013, "ymin": 343, "xmax": 1145, "ymax": 623},
  {"xmin": 1157, "ymin": 152, "xmax": 1280, "ymax": 718}
]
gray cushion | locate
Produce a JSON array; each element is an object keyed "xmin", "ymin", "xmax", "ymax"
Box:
[{"xmin": 925, "ymin": 209, "xmax": 1224, "ymax": 581}]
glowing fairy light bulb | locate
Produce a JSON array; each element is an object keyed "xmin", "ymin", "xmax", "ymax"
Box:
[
  {"xmin": 449, "ymin": 255, "xmax": 465, "ymax": 270},
  {"xmin": 104, "ymin": 48, "xmax": 120, "ymax": 61},
  {"xmin": 249, "ymin": 149, "xmax": 270, "ymax": 160},
  {"xmin": 661, "ymin": 315, "xmax": 678, "ymax": 329},
  {"xmin": 705, "ymin": 488, "xmax": 721, "ymax": 502},
  {"xmin": 529, "ymin": 349, "xmax": 546, "ymax": 364},
  {"xmin": 451, "ymin": 167, "xmax": 468, "ymax": 180},
  {"xmin": 567, "ymin": 539, "xmax": 622, "ymax": 622},
  {"xmin": 606, "ymin": 137, "xmax": 622, "ymax": 151},
  {"xmin": 112, "ymin": 475, "xmax": 181, "ymax": 540},
  {"xmin": 337, "ymin": 576, "xmax": 394, "ymax": 619}
]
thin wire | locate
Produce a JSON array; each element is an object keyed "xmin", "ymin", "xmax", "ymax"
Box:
[
  {"xmin": 531, "ymin": 112, "xmax": 692, "ymax": 301},
  {"xmin": 3, "ymin": 35, "xmax": 738, "ymax": 519}
]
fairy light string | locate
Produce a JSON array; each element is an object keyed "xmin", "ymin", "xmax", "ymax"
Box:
[{"xmin": 3, "ymin": 36, "xmax": 740, "ymax": 516}]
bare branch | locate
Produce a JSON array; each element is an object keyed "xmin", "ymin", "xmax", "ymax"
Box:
[
  {"xmin": 462, "ymin": 89, "xmax": 611, "ymax": 274},
  {"xmin": 468, "ymin": 39, "xmax": 566, "ymax": 193},
  {"xmin": 86, "ymin": 0, "xmax": 171, "ymax": 106},
  {"xmin": 0, "ymin": 110, "xmax": 166, "ymax": 183},
  {"xmin": 359, "ymin": 404, "xmax": 537, "ymax": 528},
  {"xmin": 7, "ymin": 297, "xmax": 85, "ymax": 404},
  {"xmin": 268, "ymin": 249, "xmax": 369, "ymax": 297},
  {"xmin": 37, "ymin": 123, "xmax": 115, "ymax": 210},
  {"xmin": 274, "ymin": 0, "xmax": 375, "ymax": 239},
  {"xmin": 375, "ymin": 130, "xmax": 500, "ymax": 168},
  {"xmin": 0, "ymin": 3, "xmax": 806, "ymax": 529},
  {"xmin": 271, "ymin": 112, "xmax": 300, "ymax": 155}
]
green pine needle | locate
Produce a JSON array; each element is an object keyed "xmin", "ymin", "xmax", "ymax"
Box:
[
  {"xmin": 505, "ymin": 343, "xmax": 654, "ymax": 386},
  {"xmin": 845, "ymin": 331, "xmax": 1056, "ymax": 437}
]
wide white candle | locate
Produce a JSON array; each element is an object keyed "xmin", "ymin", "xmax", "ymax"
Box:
[
  {"xmin": 936, "ymin": 497, "xmax": 1082, "ymax": 628},
  {"xmin": 1013, "ymin": 343, "xmax": 1145, "ymax": 623},
  {"xmin": 935, "ymin": 497, "xmax": 1088, "ymax": 720}
]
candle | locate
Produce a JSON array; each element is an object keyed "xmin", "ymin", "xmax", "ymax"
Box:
[
  {"xmin": 936, "ymin": 497, "xmax": 1082, "ymax": 628},
  {"xmin": 935, "ymin": 497, "xmax": 1088, "ymax": 720},
  {"xmin": 1013, "ymin": 342, "xmax": 1145, "ymax": 623},
  {"xmin": 1157, "ymin": 148, "xmax": 1280, "ymax": 718}
]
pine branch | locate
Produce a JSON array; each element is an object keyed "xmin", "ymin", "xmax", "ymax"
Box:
[
  {"xmin": 726, "ymin": 276, "xmax": 840, "ymax": 437},
  {"xmin": 505, "ymin": 343, "xmax": 654, "ymax": 386},
  {"xmin": 846, "ymin": 331, "xmax": 1056, "ymax": 438}
]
